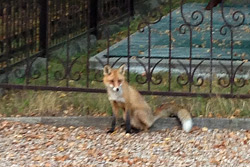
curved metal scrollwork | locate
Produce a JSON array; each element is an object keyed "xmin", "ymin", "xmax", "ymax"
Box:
[
  {"xmin": 177, "ymin": 0, "xmax": 204, "ymax": 90},
  {"xmin": 180, "ymin": 0, "xmax": 204, "ymax": 27},
  {"xmin": 14, "ymin": 57, "xmax": 41, "ymax": 81},
  {"xmin": 137, "ymin": 6, "xmax": 164, "ymax": 32},
  {"xmin": 94, "ymin": 57, "xmax": 105, "ymax": 82},
  {"xmin": 135, "ymin": 58, "xmax": 163, "ymax": 85},
  {"xmin": 51, "ymin": 4, "xmax": 82, "ymax": 83},
  {"xmin": 176, "ymin": 60, "xmax": 204, "ymax": 87},
  {"xmin": 233, "ymin": 62, "xmax": 246, "ymax": 88},
  {"xmin": 54, "ymin": 56, "xmax": 81, "ymax": 81},
  {"xmin": 219, "ymin": 2, "xmax": 245, "ymax": 43},
  {"xmin": 178, "ymin": 0, "xmax": 204, "ymax": 43},
  {"xmin": 218, "ymin": 0, "xmax": 246, "ymax": 90},
  {"xmin": 220, "ymin": 0, "xmax": 245, "ymax": 28},
  {"xmin": 135, "ymin": 2, "xmax": 166, "ymax": 87},
  {"xmin": 218, "ymin": 61, "xmax": 246, "ymax": 88},
  {"xmin": 179, "ymin": 24, "xmax": 191, "ymax": 35}
]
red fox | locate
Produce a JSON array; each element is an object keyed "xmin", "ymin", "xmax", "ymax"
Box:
[{"xmin": 103, "ymin": 64, "xmax": 193, "ymax": 133}]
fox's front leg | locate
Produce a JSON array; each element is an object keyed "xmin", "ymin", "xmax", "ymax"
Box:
[
  {"xmin": 107, "ymin": 102, "xmax": 119, "ymax": 133},
  {"xmin": 107, "ymin": 114, "xmax": 116, "ymax": 133},
  {"xmin": 125, "ymin": 108, "xmax": 131, "ymax": 133}
]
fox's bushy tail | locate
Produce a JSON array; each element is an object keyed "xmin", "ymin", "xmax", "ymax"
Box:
[
  {"xmin": 176, "ymin": 109, "xmax": 193, "ymax": 132},
  {"xmin": 154, "ymin": 103, "xmax": 193, "ymax": 132}
]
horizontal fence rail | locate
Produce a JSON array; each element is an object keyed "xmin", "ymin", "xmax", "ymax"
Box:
[{"xmin": 0, "ymin": 0, "xmax": 249, "ymax": 99}]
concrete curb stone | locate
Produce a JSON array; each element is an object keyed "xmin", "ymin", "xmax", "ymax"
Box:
[{"xmin": 1, "ymin": 117, "xmax": 249, "ymax": 131}]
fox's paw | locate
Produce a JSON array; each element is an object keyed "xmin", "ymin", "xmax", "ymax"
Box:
[
  {"xmin": 131, "ymin": 128, "xmax": 140, "ymax": 133},
  {"xmin": 106, "ymin": 129, "xmax": 115, "ymax": 133},
  {"xmin": 125, "ymin": 128, "xmax": 140, "ymax": 134},
  {"xmin": 125, "ymin": 130, "xmax": 132, "ymax": 134}
]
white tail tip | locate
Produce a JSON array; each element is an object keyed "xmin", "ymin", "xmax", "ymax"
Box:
[{"xmin": 182, "ymin": 119, "xmax": 193, "ymax": 133}]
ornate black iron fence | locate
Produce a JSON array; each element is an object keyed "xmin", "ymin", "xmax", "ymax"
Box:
[
  {"xmin": 0, "ymin": 0, "xmax": 132, "ymax": 73},
  {"xmin": 0, "ymin": 0, "xmax": 249, "ymax": 99}
]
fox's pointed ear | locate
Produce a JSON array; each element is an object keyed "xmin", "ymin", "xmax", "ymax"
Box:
[
  {"xmin": 103, "ymin": 65, "xmax": 112, "ymax": 75},
  {"xmin": 119, "ymin": 64, "xmax": 126, "ymax": 75}
]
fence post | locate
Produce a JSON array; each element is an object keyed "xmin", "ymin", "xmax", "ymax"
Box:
[
  {"xmin": 130, "ymin": 0, "xmax": 134, "ymax": 16},
  {"xmin": 89, "ymin": 0, "xmax": 98, "ymax": 36},
  {"xmin": 39, "ymin": 0, "xmax": 48, "ymax": 56}
]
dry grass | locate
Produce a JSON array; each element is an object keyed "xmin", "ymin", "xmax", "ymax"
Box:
[
  {"xmin": 147, "ymin": 95, "xmax": 250, "ymax": 118},
  {"xmin": 0, "ymin": 91, "xmax": 60, "ymax": 116},
  {"xmin": 0, "ymin": 90, "xmax": 249, "ymax": 118},
  {"xmin": 0, "ymin": 91, "xmax": 111, "ymax": 117}
]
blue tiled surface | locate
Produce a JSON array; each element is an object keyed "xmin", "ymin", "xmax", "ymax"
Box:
[{"xmin": 105, "ymin": 3, "xmax": 250, "ymax": 60}]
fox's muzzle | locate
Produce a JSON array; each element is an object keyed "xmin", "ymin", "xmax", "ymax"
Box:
[
  {"xmin": 113, "ymin": 87, "xmax": 120, "ymax": 92},
  {"xmin": 109, "ymin": 83, "xmax": 122, "ymax": 92}
]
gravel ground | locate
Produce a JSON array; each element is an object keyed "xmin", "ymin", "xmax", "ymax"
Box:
[{"xmin": 0, "ymin": 120, "xmax": 250, "ymax": 167}]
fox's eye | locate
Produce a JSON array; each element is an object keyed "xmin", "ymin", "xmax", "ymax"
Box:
[
  {"xmin": 118, "ymin": 79, "xmax": 122, "ymax": 83},
  {"xmin": 110, "ymin": 80, "xmax": 114, "ymax": 83}
]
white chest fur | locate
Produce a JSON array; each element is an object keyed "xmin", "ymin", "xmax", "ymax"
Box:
[{"xmin": 107, "ymin": 88, "xmax": 125, "ymax": 103}]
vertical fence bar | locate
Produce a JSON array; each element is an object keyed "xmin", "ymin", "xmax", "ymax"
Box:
[
  {"xmin": 66, "ymin": 0, "xmax": 70, "ymax": 87},
  {"xmin": 209, "ymin": 7, "xmax": 213, "ymax": 94},
  {"xmin": 36, "ymin": 0, "xmax": 40, "ymax": 52},
  {"xmin": 25, "ymin": 1, "xmax": 30, "ymax": 85},
  {"xmin": 106, "ymin": 33, "xmax": 110, "ymax": 65},
  {"xmin": 23, "ymin": 1, "xmax": 28, "ymax": 85},
  {"xmin": 33, "ymin": 0, "xmax": 37, "ymax": 53},
  {"xmin": 12, "ymin": 1, "xmax": 16, "ymax": 55},
  {"xmin": 31, "ymin": 1, "xmax": 34, "ymax": 54},
  {"xmin": 86, "ymin": 0, "xmax": 91, "ymax": 88},
  {"xmin": 147, "ymin": 25, "xmax": 151, "ymax": 91},
  {"xmin": 54, "ymin": 1, "xmax": 57, "ymax": 45},
  {"xmin": 89, "ymin": 0, "xmax": 98, "ymax": 36},
  {"xmin": 39, "ymin": 0, "xmax": 48, "ymax": 56},
  {"xmin": 130, "ymin": 0, "xmax": 134, "ymax": 16},
  {"xmin": 168, "ymin": 0, "xmax": 172, "ymax": 92},
  {"xmin": 0, "ymin": 3, "xmax": 2, "ymax": 56},
  {"xmin": 0, "ymin": 2, "xmax": 2, "ymax": 72},
  {"xmin": 18, "ymin": 0, "xmax": 23, "ymax": 69},
  {"xmin": 55, "ymin": 1, "xmax": 58, "ymax": 45},
  {"xmin": 127, "ymin": 0, "xmax": 131, "ymax": 83},
  {"xmin": 189, "ymin": 29, "xmax": 192, "ymax": 92},
  {"xmin": 39, "ymin": 0, "xmax": 49, "ymax": 85},
  {"xmin": 34, "ymin": 0, "xmax": 39, "ymax": 52},
  {"xmin": 106, "ymin": 1, "xmax": 110, "ymax": 65},
  {"xmin": 4, "ymin": 2, "xmax": 10, "ymax": 83},
  {"xmin": 230, "ymin": 30, "xmax": 234, "ymax": 94}
]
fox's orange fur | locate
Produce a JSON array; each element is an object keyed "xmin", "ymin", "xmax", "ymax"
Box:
[{"xmin": 103, "ymin": 64, "xmax": 193, "ymax": 133}]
